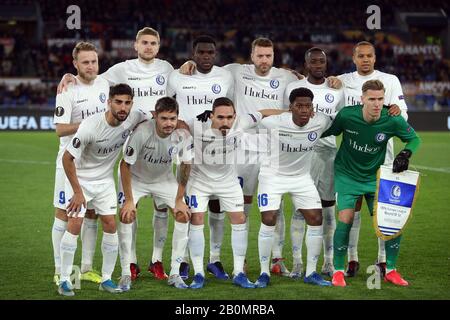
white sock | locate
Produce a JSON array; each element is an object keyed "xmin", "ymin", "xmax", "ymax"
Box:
[
  {"xmin": 81, "ymin": 218, "xmax": 97, "ymax": 273},
  {"xmin": 258, "ymin": 223, "xmax": 275, "ymax": 275},
  {"xmin": 130, "ymin": 218, "xmax": 138, "ymax": 264},
  {"xmin": 378, "ymin": 238, "xmax": 386, "ymax": 263},
  {"xmin": 60, "ymin": 231, "xmax": 78, "ymax": 283},
  {"xmin": 322, "ymin": 206, "xmax": 336, "ymax": 264},
  {"xmin": 152, "ymin": 209, "xmax": 168, "ymax": 263},
  {"xmin": 272, "ymin": 210, "xmax": 285, "ymax": 259},
  {"xmin": 290, "ymin": 211, "xmax": 305, "ymax": 264},
  {"xmin": 118, "ymin": 222, "xmax": 133, "ymax": 276},
  {"xmin": 101, "ymin": 232, "xmax": 119, "ymax": 282},
  {"xmin": 231, "ymin": 223, "xmax": 248, "ymax": 275},
  {"xmin": 244, "ymin": 203, "xmax": 252, "ymax": 231},
  {"xmin": 305, "ymin": 225, "xmax": 323, "ymax": 277},
  {"xmin": 188, "ymin": 224, "xmax": 205, "ymax": 276},
  {"xmin": 170, "ymin": 221, "xmax": 189, "ymax": 276},
  {"xmin": 52, "ymin": 217, "xmax": 67, "ymax": 274},
  {"xmin": 208, "ymin": 211, "xmax": 225, "ymax": 263},
  {"xmin": 348, "ymin": 211, "xmax": 361, "ymax": 262}
]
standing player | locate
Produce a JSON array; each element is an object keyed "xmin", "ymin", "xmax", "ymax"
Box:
[
  {"xmin": 167, "ymin": 35, "xmax": 234, "ymax": 280},
  {"xmin": 322, "ymin": 80, "xmax": 420, "ymax": 287},
  {"xmin": 331, "ymin": 41, "xmax": 408, "ymax": 277},
  {"xmin": 58, "ymin": 84, "xmax": 145, "ymax": 296},
  {"xmin": 255, "ymin": 88, "xmax": 332, "ymax": 288},
  {"xmin": 52, "ymin": 42, "xmax": 109, "ymax": 286},
  {"xmin": 117, "ymin": 97, "xmax": 193, "ymax": 290},
  {"xmin": 58, "ymin": 27, "xmax": 174, "ymax": 280},
  {"xmin": 284, "ymin": 47, "xmax": 345, "ymax": 278}
]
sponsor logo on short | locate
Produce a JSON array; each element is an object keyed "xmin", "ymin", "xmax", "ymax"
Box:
[
  {"xmin": 99, "ymin": 93, "xmax": 106, "ymax": 103},
  {"xmin": 212, "ymin": 84, "xmax": 221, "ymax": 94},
  {"xmin": 325, "ymin": 93, "xmax": 334, "ymax": 103},
  {"xmin": 73, "ymin": 137, "xmax": 81, "ymax": 148},
  {"xmin": 308, "ymin": 131, "xmax": 318, "ymax": 141},
  {"xmin": 55, "ymin": 106, "xmax": 64, "ymax": 117},
  {"xmin": 156, "ymin": 75, "xmax": 165, "ymax": 85},
  {"xmin": 270, "ymin": 79, "xmax": 279, "ymax": 89},
  {"xmin": 126, "ymin": 146, "xmax": 134, "ymax": 156},
  {"xmin": 375, "ymin": 132, "xmax": 386, "ymax": 142}
]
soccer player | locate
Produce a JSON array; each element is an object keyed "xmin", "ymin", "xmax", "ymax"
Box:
[
  {"xmin": 255, "ymin": 87, "xmax": 332, "ymax": 288},
  {"xmin": 322, "ymin": 80, "xmax": 420, "ymax": 287},
  {"xmin": 58, "ymin": 84, "xmax": 145, "ymax": 296},
  {"xmin": 117, "ymin": 97, "xmax": 193, "ymax": 290},
  {"xmin": 167, "ymin": 35, "xmax": 234, "ymax": 280},
  {"xmin": 331, "ymin": 41, "xmax": 409, "ymax": 277},
  {"xmin": 185, "ymin": 97, "xmax": 284, "ymax": 289},
  {"xmin": 52, "ymin": 42, "xmax": 109, "ymax": 286},
  {"xmin": 284, "ymin": 47, "xmax": 345, "ymax": 278},
  {"xmin": 58, "ymin": 27, "xmax": 175, "ymax": 280}
]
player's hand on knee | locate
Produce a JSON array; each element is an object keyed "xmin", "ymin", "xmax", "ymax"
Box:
[
  {"xmin": 179, "ymin": 60, "xmax": 196, "ymax": 75},
  {"xmin": 196, "ymin": 110, "xmax": 212, "ymax": 122},
  {"xmin": 387, "ymin": 104, "xmax": 401, "ymax": 116},
  {"xmin": 326, "ymin": 76, "xmax": 342, "ymax": 89},
  {"xmin": 66, "ymin": 192, "xmax": 86, "ymax": 218},
  {"xmin": 393, "ymin": 149, "xmax": 412, "ymax": 173},
  {"xmin": 120, "ymin": 201, "xmax": 136, "ymax": 223}
]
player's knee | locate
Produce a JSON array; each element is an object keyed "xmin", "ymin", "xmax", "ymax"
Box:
[
  {"xmin": 261, "ymin": 211, "xmax": 277, "ymax": 226},
  {"xmin": 101, "ymin": 217, "xmax": 117, "ymax": 233},
  {"xmin": 190, "ymin": 213, "xmax": 204, "ymax": 225},
  {"xmin": 307, "ymin": 214, "xmax": 323, "ymax": 226},
  {"xmin": 55, "ymin": 208, "xmax": 68, "ymax": 221},
  {"xmin": 175, "ymin": 213, "xmax": 190, "ymax": 223}
]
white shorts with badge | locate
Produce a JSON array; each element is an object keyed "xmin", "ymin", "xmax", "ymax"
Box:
[
  {"xmin": 117, "ymin": 174, "xmax": 177, "ymax": 209},
  {"xmin": 257, "ymin": 173, "xmax": 322, "ymax": 212},
  {"xmin": 310, "ymin": 148, "xmax": 336, "ymax": 201},
  {"xmin": 65, "ymin": 179, "xmax": 117, "ymax": 217},
  {"xmin": 186, "ymin": 176, "xmax": 244, "ymax": 213},
  {"xmin": 53, "ymin": 167, "xmax": 67, "ymax": 210}
]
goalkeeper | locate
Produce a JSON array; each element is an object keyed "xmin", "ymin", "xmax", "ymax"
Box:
[{"xmin": 321, "ymin": 79, "xmax": 421, "ymax": 287}]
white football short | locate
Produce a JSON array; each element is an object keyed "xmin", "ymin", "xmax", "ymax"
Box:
[
  {"xmin": 257, "ymin": 173, "xmax": 322, "ymax": 211},
  {"xmin": 310, "ymin": 148, "xmax": 336, "ymax": 202},
  {"xmin": 64, "ymin": 179, "xmax": 117, "ymax": 217},
  {"xmin": 53, "ymin": 168, "xmax": 67, "ymax": 210},
  {"xmin": 185, "ymin": 176, "xmax": 244, "ymax": 213}
]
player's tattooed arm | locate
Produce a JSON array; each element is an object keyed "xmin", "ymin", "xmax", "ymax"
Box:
[
  {"xmin": 57, "ymin": 73, "xmax": 77, "ymax": 94},
  {"xmin": 174, "ymin": 162, "xmax": 192, "ymax": 220},
  {"xmin": 179, "ymin": 60, "xmax": 196, "ymax": 75},
  {"xmin": 62, "ymin": 150, "xmax": 86, "ymax": 217},
  {"xmin": 55, "ymin": 123, "xmax": 80, "ymax": 137},
  {"xmin": 119, "ymin": 159, "xmax": 136, "ymax": 223}
]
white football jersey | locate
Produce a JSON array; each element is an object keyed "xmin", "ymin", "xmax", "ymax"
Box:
[
  {"xmin": 188, "ymin": 112, "xmax": 262, "ymax": 181},
  {"xmin": 260, "ymin": 112, "xmax": 332, "ymax": 177},
  {"xmin": 65, "ymin": 111, "xmax": 145, "ymax": 184},
  {"xmin": 224, "ymin": 63, "xmax": 297, "ymax": 115},
  {"xmin": 54, "ymin": 77, "xmax": 109, "ymax": 168},
  {"xmin": 167, "ymin": 66, "xmax": 234, "ymax": 122},
  {"xmin": 338, "ymin": 70, "xmax": 408, "ymax": 111},
  {"xmin": 284, "ymin": 78, "xmax": 345, "ymax": 149},
  {"xmin": 101, "ymin": 58, "xmax": 174, "ymax": 115},
  {"xmin": 123, "ymin": 119, "xmax": 193, "ymax": 184}
]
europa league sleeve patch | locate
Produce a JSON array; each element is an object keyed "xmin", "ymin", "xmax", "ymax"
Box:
[
  {"xmin": 55, "ymin": 106, "xmax": 65, "ymax": 117},
  {"xmin": 126, "ymin": 146, "xmax": 134, "ymax": 156},
  {"xmin": 72, "ymin": 137, "xmax": 81, "ymax": 148}
]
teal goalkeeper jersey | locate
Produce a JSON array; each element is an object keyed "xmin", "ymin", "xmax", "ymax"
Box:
[{"xmin": 322, "ymin": 105, "xmax": 420, "ymax": 182}]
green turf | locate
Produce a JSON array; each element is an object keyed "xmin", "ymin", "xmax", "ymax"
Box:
[{"xmin": 0, "ymin": 131, "xmax": 449, "ymax": 300}]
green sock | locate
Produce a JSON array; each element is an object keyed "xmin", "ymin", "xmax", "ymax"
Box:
[
  {"xmin": 385, "ymin": 235, "xmax": 402, "ymax": 270},
  {"xmin": 333, "ymin": 221, "xmax": 352, "ymax": 271}
]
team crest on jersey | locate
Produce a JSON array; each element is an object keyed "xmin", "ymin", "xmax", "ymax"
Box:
[
  {"xmin": 156, "ymin": 75, "xmax": 165, "ymax": 85},
  {"xmin": 55, "ymin": 106, "xmax": 64, "ymax": 117},
  {"xmin": 226, "ymin": 136, "xmax": 237, "ymax": 145},
  {"xmin": 99, "ymin": 93, "xmax": 106, "ymax": 103},
  {"xmin": 211, "ymin": 84, "xmax": 221, "ymax": 94},
  {"xmin": 126, "ymin": 146, "xmax": 134, "ymax": 156},
  {"xmin": 168, "ymin": 146, "xmax": 178, "ymax": 156},
  {"xmin": 308, "ymin": 132, "xmax": 318, "ymax": 141},
  {"xmin": 270, "ymin": 79, "xmax": 279, "ymax": 89},
  {"xmin": 325, "ymin": 93, "xmax": 334, "ymax": 103},
  {"xmin": 122, "ymin": 129, "xmax": 131, "ymax": 139},
  {"xmin": 375, "ymin": 132, "xmax": 386, "ymax": 142},
  {"xmin": 72, "ymin": 138, "xmax": 81, "ymax": 148}
]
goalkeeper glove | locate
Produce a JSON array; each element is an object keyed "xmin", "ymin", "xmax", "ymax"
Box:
[
  {"xmin": 196, "ymin": 110, "xmax": 212, "ymax": 122},
  {"xmin": 393, "ymin": 149, "xmax": 412, "ymax": 173}
]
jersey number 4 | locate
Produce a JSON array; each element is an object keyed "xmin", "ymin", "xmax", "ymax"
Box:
[{"xmin": 185, "ymin": 195, "xmax": 198, "ymax": 209}]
